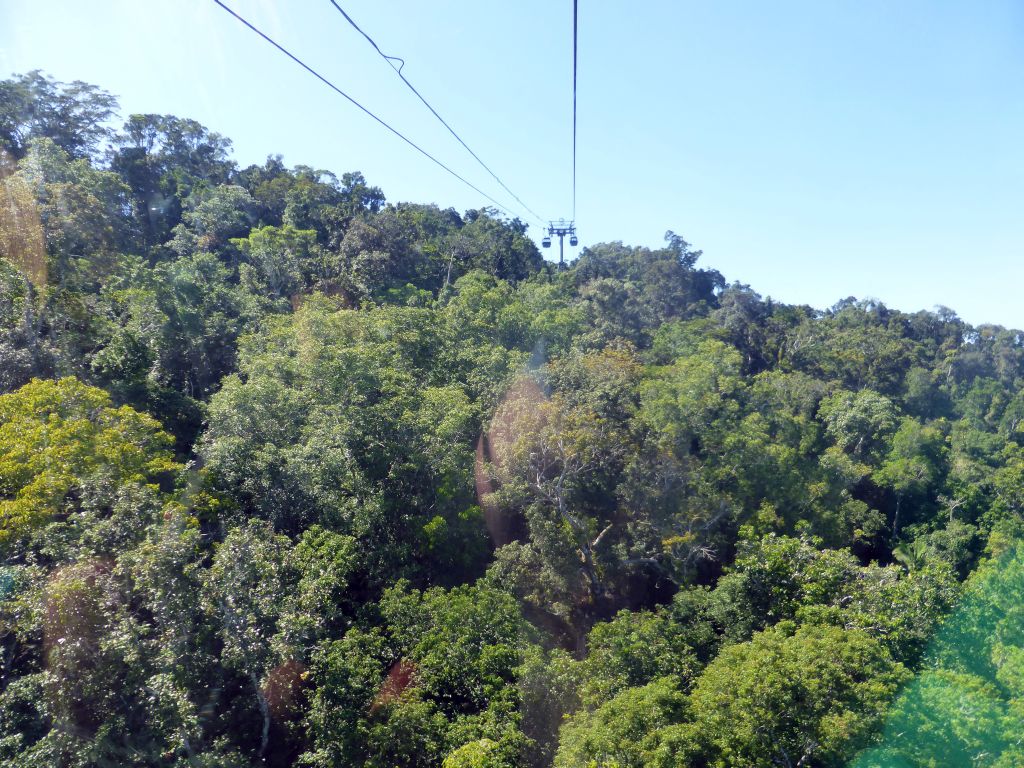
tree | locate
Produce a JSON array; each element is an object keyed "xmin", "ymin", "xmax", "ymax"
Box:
[
  {"xmin": 850, "ymin": 545, "xmax": 1024, "ymax": 767},
  {"xmin": 706, "ymin": 535, "xmax": 861, "ymax": 643},
  {"xmin": 442, "ymin": 738, "xmax": 518, "ymax": 768},
  {"xmin": 0, "ymin": 258, "xmax": 49, "ymax": 392},
  {"xmin": 874, "ymin": 418, "xmax": 947, "ymax": 540},
  {"xmin": 567, "ymin": 233, "xmax": 723, "ymax": 346},
  {"xmin": 818, "ymin": 388, "xmax": 899, "ymax": 463},
  {"xmin": 0, "ymin": 71, "xmax": 117, "ymax": 160},
  {"xmin": 632, "ymin": 339, "xmax": 745, "ymax": 574},
  {"xmin": 0, "ymin": 377, "xmax": 177, "ymax": 552},
  {"xmin": 200, "ymin": 299, "xmax": 490, "ymax": 582},
  {"xmin": 204, "ymin": 521, "xmax": 296, "ymax": 761},
  {"xmin": 304, "ymin": 582, "xmax": 529, "ymax": 768},
  {"xmin": 452, "ymin": 210, "xmax": 543, "ymax": 284},
  {"xmin": 282, "ymin": 167, "xmax": 383, "ymax": 247},
  {"xmin": 854, "ymin": 669, "xmax": 1009, "ymax": 768},
  {"xmin": 16, "ymin": 138, "xmax": 136, "ymax": 267},
  {"xmin": 578, "ymin": 608, "xmax": 699, "ymax": 707},
  {"xmin": 554, "ymin": 677, "xmax": 687, "ymax": 768},
  {"xmin": 787, "ymin": 300, "xmax": 925, "ymax": 395},
  {"xmin": 485, "ymin": 350, "xmax": 644, "ymax": 642},
  {"xmin": 114, "ymin": 514, "xmax": 212, "ymax": 761},
  {"xmin": 109, "ymin": 113, "xmax": 235, "ymax": 244},
  {"xmin": 688, "ymin": 624, "xmax": 908, "ymax": 768},
  {"xmin": 167, "ymin": 183, "xmax": 255, "ymax": 256}
]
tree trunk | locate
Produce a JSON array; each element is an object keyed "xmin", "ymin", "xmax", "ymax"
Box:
[
  {"xmin": 251, "ymin": 671, "xmax": 271, "ymax": 760},
  {"xmin": 892, "ymin": 495, "xmax": 902, "ymax": 542}
]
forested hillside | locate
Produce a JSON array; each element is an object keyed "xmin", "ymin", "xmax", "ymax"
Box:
[{"xmin": 3, "ymin": 71, "xmax": 1024, "ymax": 767}]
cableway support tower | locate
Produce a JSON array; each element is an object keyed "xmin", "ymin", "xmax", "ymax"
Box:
[{"xmin": 541, "ymin": 219, "xmax": 578, "ymax": 266}]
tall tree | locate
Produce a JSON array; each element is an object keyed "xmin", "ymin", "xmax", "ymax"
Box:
[{"xmin": 0, "ymin": 71, "xmax": 117, "ymax": 160}]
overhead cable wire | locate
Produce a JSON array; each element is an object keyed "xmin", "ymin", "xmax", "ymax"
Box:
[
  {"xmin": 572, "ymin": 0, "xmax": 578, "ymax": 222},
  {"xmin": 211, "ymin": 0, "xmax": 523, "ymax": 220},
  {"xmin": 325, "ymin": 0, "xmax": 546, "ymax": 226}
]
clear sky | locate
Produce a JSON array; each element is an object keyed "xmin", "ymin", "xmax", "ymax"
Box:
[{"xmin": 2, "ymin": 0, "xmax": 1022, "ymax": 327}]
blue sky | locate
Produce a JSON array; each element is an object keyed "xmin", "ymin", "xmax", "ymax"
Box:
[{"xmin": 2, "ymin": 0, "xmax": 1022, "ymax": 327}]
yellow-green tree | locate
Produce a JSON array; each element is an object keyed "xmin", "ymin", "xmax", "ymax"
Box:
[{"xmin": 0, "ymin": 377, "xmax": 177, "ymax": 549}]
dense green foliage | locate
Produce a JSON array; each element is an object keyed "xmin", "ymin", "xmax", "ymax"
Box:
[{"xmin": 2, "ymin": 72, "xmax": 1024, "ymax": 766}]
